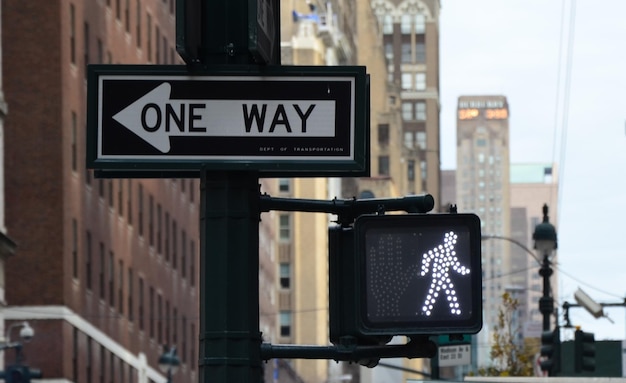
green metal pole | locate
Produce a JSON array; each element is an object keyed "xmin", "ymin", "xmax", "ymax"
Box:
[
  {"xmin": 192, "ymin": 0, "xmax": 277, "ymax": 381},
  {"xmin": 199, "ymin": 170, "xmax": 262, "ymax": 382}
]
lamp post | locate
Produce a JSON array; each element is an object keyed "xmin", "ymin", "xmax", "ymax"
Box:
[
  {"xmin": 158, "ymin": 345, "xmax": 180, "ymax": 383},
  {"xmin": 532, "ymin": 204, "xmax": 558, "ymax": 332}
]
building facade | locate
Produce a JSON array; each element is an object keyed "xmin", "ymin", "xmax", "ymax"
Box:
[
  {"xmin": 456, "ymin": 95, "xmax": 512, "ymax": 365},
  {"xmin": 2, "ymin": 1, "xmax": 200, "ymax": 381}
]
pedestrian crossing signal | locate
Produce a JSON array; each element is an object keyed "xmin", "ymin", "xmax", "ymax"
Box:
[{"xmin": 329, "ymin": 213, "xmax": 482, "ymax": 344}]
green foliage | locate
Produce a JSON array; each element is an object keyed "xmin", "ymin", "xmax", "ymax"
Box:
[{"xmin": 474, "ymin": 292, "xmax": 537, "ymax": 376}]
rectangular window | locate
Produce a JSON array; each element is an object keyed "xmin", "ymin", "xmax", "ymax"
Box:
[
  {"xmin": 99, "ymin": 243, "xmax": 105, "ymax": 300},
  {"xmin": 84, "ymin": 22, "xmax": 90, "ymax": 77},
  {"xmin": 70, "ymin": 4, "xmax": 76, "ymax": 64},
  {"xmin": 279, "ymin": 214, "xmax": 290, "ymax": 242},
  {"xmin": 181, "ymin": 230, "xmax": 187, "ymax": 279},
  {"xmin": 156, "ymin": 204, "xmax": 162, "ymax": 253},
  {"xmin": 128, "ymin": 268, "xmax": 133, "ymax": 322},
  {"xmin": 415, "ymin": 72, "xmax": 426, "ymax": 91},
  {"xmin": 172, "ymin": 220, "xmax": 178, "ymax": 269},
  {"xmin": 118, "ymin": 260, "xmax": 124, "ymax": 314},
  {"xmin": 190, "ymin": 240, "xmax": 196, "ymax": 287},
  {"xmin": 99, "ymin": 345, "xmax": 105, "ymax": 383},
  {"xmin": 118, "ymin": 180, "xmax": 124, "ymax": 216},
  {"xmin": 401, "ymin": 73, "xmax": 412, "ymax": 90},
  {"xmin": 87, "ymin": 337, "xmax": 93, "ymax": 383},
  {"xmin": 72, "ymin": 219, "xmax": 78, "ymax": 279},
  {"xmin": 415, "ymin": 101, "xmax": 426, "ymax": 120},
  {"xmin": 165, "ymin": 300, "xmax": 170, "ymax": 344},
  {"xmin": 97, "ymin": 39, "xmax": 103, "ymax": 64},
  {"xmin": 384, "ymin": 41, "xmax": 393, "ymax": 61},
  {"xmin": 71, "ymin": 112, "xmax": 77, "ymax": 171},
  {"xmin": 278, "ymin": 178, "xmax": 290, "ymax": 193},
  {"xmin": 155, "ymin": 26, "xmax": 160, "ymax": 64},
  {"xmin": 402, "ymin": 102, "xmax": 413, "ymax": 121},
  {"xmin": 280, "ymin": 311, "xmax": 291, "ymax": 337},
  {"xmin": 147, "ymin": 13, "xmax": 152, "ymax": 62},
  {"xmin": 404, "ymin": 131, "xmax": 413, "ymax": 148},
  {"xmin": 108, "ymin": 181, "xmax": 114, "ymax": 208},
  {"xmin": 157, "ymin": 294, "xmax": 162, "ymax": 343},
  {"xmin": 190, "ymin": 323, "xmax": 196, "ymax": 370},
  {"xmin": 138, "ymin": 277, "xmax": 144, "ymax": 330},
  {"xmin": 149, "ymin": 286, "xmax": 155, "ymax": 338},
  {"xmin": 116, "ymin": 0, "xmax": 121, "ymax": 20},
  {"xmin": 378, "ymin": 155, "xmax": 390, "ymax": 176},
  {"xmin": 416, "ymin": 131, "xmax": 427, "ymax": 150},
  {"xmin": 127, "ymin": 180, "xmax": 133, "ymax": 225},
  {"xmin": 138, "ymin": 184, "xmax": 144, "ymax": 236},
  {"xmin": 165, "ymin": 212, "xmax": 170, "ymax": 261},
  {"xmin": 109, "ymin": 251, "xmax": 115, "ymax": 307},
  {"xmin": 408, "ymin": 159, "xmax": 416, "ymax": 181},
  {"xmin": 378, "ymin": 124, "xmax": 389, "ymax": 146},
  {"xmin": 148, "ymin": 195, "xmax": 154, "ymax": 247},
  {"xmin": 136, "ymin": 0, "xmax": 141, "ymax": 48},
  {"xmin": 124, "ymin": 0, "xmax": 130, "ymax": 32},
  {"xmin": 182, "ymin": 316, "xmax": 188, "ymax": 363},
  {"xmin": 415, "ymin": 41, "xmax": 426, "ymax": 63},
  {"xmin": 414, "ymin": 14, "xmax": 425, "ymax": 33},
  {"xmin": 400, "ymin": 14, "xmax": 411, "ymax": 34},
  {"xmin": 382, "ymin": 14, "xmax": 393, "ymax": 34},
  {"xmin": 401, "ymin": 42, "xmax": 411, "ymax": 63},
  {"xmin": 279, "ymin": 263, "xmax": 290, "ymax": 288},
  {"xmin": 86, "ymin": 231, "xmax": 92, "ymax": 290}
]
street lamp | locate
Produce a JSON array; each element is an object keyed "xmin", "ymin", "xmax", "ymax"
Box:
[
  {"xmin": 532, "ymin": 204, "xmax": 558, "ymax": 332},
  {"xmin": 158, "ymin": 345, "xmax": 180, "ymax": 383}
]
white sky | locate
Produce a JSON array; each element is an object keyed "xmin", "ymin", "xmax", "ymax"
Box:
[{"xmin": 440, "ymin": 0, "xmax": 626, "ymax": 340}]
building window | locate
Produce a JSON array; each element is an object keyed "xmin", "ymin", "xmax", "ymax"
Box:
[
  {"xmin": 139, "ymin": 277, "xmax": 144, "ymax": 330},
  {"xmin": 86, "ymin": 231, "xmax": 92, "ymax": 290},
  {"xmin": 415, "ymin": 73, "xmax": 426, "ymax": 91},
  {"xmin": 280, "ymin": 311, "xmax": 291, "ymax": 337},
  {"xmin": 378, "ymin": 124, "xmax": 389, "ymax": 146},
  {"xmin": 108, "ymin": 181, "xmax": 114, "ymax": 208},
  {"xmin": 155, "ymin": 26, "xmax": 161, "ymax": 64},
  {"xmin": 148, "ymin": 195, "xmax": 154, "ymax": 247},
  {"xmin": 408, "ymin": 159, "xmax": 415, "ymax": 182},
  {"xmin": 87, "ymin": 337, "xmax": 93, "ymax": 383},
  {"xmin": 124, "ymin": 0, "xmax": 130, "ymax": 32},
  {"xmin": 147, "ymin": 13, "xmax": 152, "ymax": 62},
  {"xmin": 404, "ymin": 131, "xmax": 413, "ymax": 148},
  {"xmin": 71, "ymin": 112, "xmax": 77, "ymax": 172},
  {"xmin": 415, "ymin": 41, "xmax": 426, "ymax": 63},
  {"xmin": 384, "ymin": 41, "xmax": 393, "ymax": 61},
  {"xmin": 99, "ymin": 243, "xmax": 105, "ymax": 300},
  {"xmin": 156, "ymin": 204, "xmax": 162, "ymax": 253},
  {"xmin": 402, "ymin": 102, "xmax": 413, "ymax": 121},
  {"xmin": 149, "ymin": 286, "xmax": 155, "ymax": 338},
  {"xmin": 84, "ymin": 22, "xmax": 90, "ymax": 78},
  {"xmin": 279, "ymin": 263, "xmax": 290, "ymax": 289},
  {"xmin": 414, "ymin": 13, "xmax": 425, "ymax": 34},
  {"xmin": 378, "ymin": 155, "xmax": 390, "ymax": 176},
  {"xmin": 278, "ymin": 178, "xmax": 290, "ymax": 193},
  {"xmin": 182, "ymin": 316, "xmax": 188, "ymax": 364},
  {"xmin": 73, "ymin": 328, "xmax": 78, "ymax": 382},
  {"xmin": 116, "ymin": 0, "xmax": 121, "ymax": 20},
  {"xmin": 382, "ymin": 14, "xmax": 393, "ymax": 34},
  {"xmin": 415, "ymin": 101, "xmax": 426, "ymax": 120},
  {"xmin": 118, "ymin": 260, "xmax": 124, "ymax": 314},
  {"xmin": 165, "ymin": 212, "xmax": 170, "ymax": 261},
  {"xmin": 172, "ymin": 220, "xmax": 178, "ymax": 269},
  {"xmin": 118, "ymin": 180, "xmax": 124, "ymax": 216},
  {"xmin": 416, "ymin": 131, "xmax": 427, "ymax": 150},
  {"xmin": 181, "ymin": 230, "xmax": 187, "ymax": 279},
  {"xmin": 190, "ymin": 240, "xmax": 196, "ymax": 287},
  {"xmin": 72, "ymin": 219, "xmax": 78, "ymax": 279},
  {"xmin": 136, "ymin": 0, "xmax": 141, "ymax": 48},
  {"xmin": 400, "ymin": 14, "xmax": 411, "ymax": 34},
  {"xmin": 157, "ymin": 294, "xmax": 163, "ymax": 343},
  {"xmin": 127, "ymin": 180, "xmax": 133, "ymax": 225},
  {"xmin": 109, "ymin": 251, "xmax": 115, "ymax": 307},
  {"xmin": 401, "ymin": 42, "xmax": 411, "ymax": 63},
  {"xmin": 401, "ymin": 73, "xmax": 411, "ymax": 90},
  {"xmin": 128, "ymin": 268, "xmax": 133, "ymax": 322},
  {"xmin": 138, "ymin": 184, "xmax": 144, "ymax": 236},
  {"xmin": 70, "ymin": 4, "xmax": 76, "ymax": 64},
  {"xmin": 279, "ymin": 214, "xmax": 291, "ymax": 242}
]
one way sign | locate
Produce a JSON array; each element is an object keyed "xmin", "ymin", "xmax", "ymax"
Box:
[{"xmin": 87, "ymin": 65, "xmax": 369, "ymax": 177}]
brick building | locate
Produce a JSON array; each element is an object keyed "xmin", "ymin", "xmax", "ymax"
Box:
[{"xmin": 2, "ymin": 1, "xmax": 200, "ymax": 381}]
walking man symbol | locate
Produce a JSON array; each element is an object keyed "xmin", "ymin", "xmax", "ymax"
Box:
[{"xmin": 419, "ymin": 231, "xmax": 470, "ymax": 316}]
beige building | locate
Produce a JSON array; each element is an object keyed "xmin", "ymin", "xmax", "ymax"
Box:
[
  {"xmin": 277, "ymin": 1, "xmax": 440, "ymax": 381},
  {"xmin": 456, "ymin": 95, "xmax": 512, "ymax": 364}
]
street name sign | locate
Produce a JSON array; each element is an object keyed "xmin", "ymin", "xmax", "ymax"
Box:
[
  {"xmin": 438, "ymin": 344, "xmax": 471, "ymax": 367},
  {"xmin": 87, "ymin": 65, "xmax": 369, "ymax": 177}
]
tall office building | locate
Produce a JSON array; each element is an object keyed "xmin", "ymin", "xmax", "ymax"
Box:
[
  {"xmin": 2, "ymin": 1, "xmax": 201, "ymax": 381},
  {"xmin": 370, "ymin": 0, "xmax": 441, "ymax": 207},
  {"xmin": 456, "ymin": 95, "xmax": 512, "ymax": 364}
]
